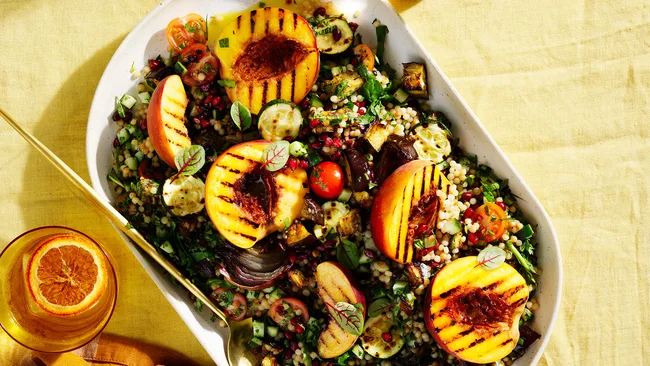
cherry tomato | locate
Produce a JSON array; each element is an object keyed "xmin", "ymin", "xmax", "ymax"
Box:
[
  {"xmin": 309, "ymin": 161, "xmax": 344, "ymax": 199},
  {"xmin": 165, "ymin": 13, "xmax": 207, "ymax": 52},
  {"xmin": 178, "ymin": 44, "xmax": 220, "ymax": 86},
  {"xmin": 471, "ymin": 203, "xmax": 508, "ymax": 243},
  {"xmin": 210, "ymin": 288, "xmax": 248, "ymax": 321},
  {"xmin": 269, "ymin": 298, "xmax": 310, "ymax": 329},
  {"xmin": 353, "ymin": 44, "xmax": 375, "ymax": 71}
]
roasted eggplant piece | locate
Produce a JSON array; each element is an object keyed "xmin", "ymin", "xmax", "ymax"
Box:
[
  {"xmin": 337, "ymin": 208, "xmax": 362, "ymax": 236},
  {"xmin": 299, "ymin": 196, "xmax": 324, "ymax": 225},
  {"xmin": 352, "ymin": 191, "xmax": 373, "ymax": 209},
  {"xmin": 322, "ymin": 71, "xmax": 364, "ymax": 98},
  {"xmin": 402, "ymin": 62, "xmax": 428, "ymax": 98},
  {"xmin": 364, "ymin": 121, "xmax": 392, "ymax": 152},
  {"xmin": 286, "ymin": 221, "xmax": 318, "ymax": 247},
  {"xmin": 404, "ymin": 263, "xmax": 424, "ymax": 288},
  {"xmin": 288, "ymin": 269, "xmax": 306, "ymax": 288},
  {"xmin": 374, "ymin": 135, "xmax": 418, "ymax": 184},
  {"xmin": 340, "ymin": 149, "xmax": 371, "ymax": 192}
]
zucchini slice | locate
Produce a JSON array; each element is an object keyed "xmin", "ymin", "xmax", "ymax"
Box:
[
  {"xmin": 361, "ymin": 314, "xmax": 404, "ymax": 359},
  {"xmin": 257, "ymin": 99, "xmax": 303, "ymax": 141},
  {"xmin": 411, "ymin": 123, "xmax": 452, "ymax": 163},
  {"xmin": 313, "ymin": 18, "xmax": 354, "ymax": 54}
]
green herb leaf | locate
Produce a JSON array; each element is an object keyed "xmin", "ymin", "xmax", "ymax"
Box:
[
  {"xmin": 218, "ymin": 291, "xmax": 234, "ymax": 307},
  {"xmin": 130, "ymin": 61, "xmax": 136, "ymax": 73},
  {"xmin": 262, "ymin": 140, "xmax": 290, "ymax": 172},
  {"xmin": 477, "ymin": 246, "xmax": 506, "ymax": 270},
  {"xmin": 219, "ymin": 38, "xmax": 229, "ymax": 48},
  {"xmin": 337, "ymin": 239, "xmax": 360, "ymax": 269},
  {"xmin": 326, "ymin": 301, "xmax": 365, "ymax": 336},
  {"xmin": 173, "ymin": 145, "xmax": 206, "ymax": 177},
  {"xmin": 194, "ymin": 298, "xmax": 203, "ymax": 312},
  {"xmin": 414, "ymin": 239, "xmax": 425, "ymax": 249},
  {"xmin": 375, "ymin": 23, "xmax": 389, "ymax": 64},
  {"xmin": 230, "ymin": 101, "xmax": 252, "ymax": 130},
  {"xmin": 368, "ymin": 298, "xmax": 394, "ymax": 317},
  {"xmin": 218, "ymin": 79, "xmax": 236, "ymax": 88},
  {"xmin": 506, "ymin": 240, "xmax": 537, "ymax": 275}
]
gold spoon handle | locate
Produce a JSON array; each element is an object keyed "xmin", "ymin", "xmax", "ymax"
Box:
[{"xmin": 0, "ymin": 107, "xmax": 229, "ymax": 324}]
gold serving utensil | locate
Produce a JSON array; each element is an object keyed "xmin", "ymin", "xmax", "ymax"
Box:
[{"xmin": 0, "ymin": 107, "xmax": 260, "ymax": 366}]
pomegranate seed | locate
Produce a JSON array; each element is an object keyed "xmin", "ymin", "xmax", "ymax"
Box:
[
  {"xmin": 351, "ymin": 57, "xmax": 359, "ymax": 65},
  {"xmin": 299, "ymin": 160, "xmax": 309, "ymax": 169},
  {"xmin": 195, "ymin": 105, "xmax": 203, "ymax": 114},
  {"xmin": 148, "ymin": 59, "xmax": 162, "ymax": 70},
  {"xmin": 309, "ymin": 119, "xmax": 320, "ymax": 128},
  {"xmin": 311, "ymin": 142, "xmax": 323, "ymax": 149},
  {"xmin": 193, "ymin": 117, "xmax": 201, "ymax": 125},
  {"xmin": 289, "ymin": 254, "xmax": 297, "ymax": 263},
  {"xmin": 461, "ymin": 192, "xmax": 473, "ymax": 201},
  {"xmin": 296, "ymin": 324, "xmax": 305, "ymax": 334},
  {"xmin": 123, "ymin": 110, "xmax": 133, "ymax": 122},
  {"xmin": 203, "ymin": 96, "xmax": 212, "ymax": 106},
  {"xmin": 284, "ymin": 349, "xmax": 293, "ymax": 359},
  {"xmin": 348, "ymin": 22, "xmax": 359, "ymax": 32},
  {"xmin": 300, "ymin": 99, "xmax": 309, "ymax": 109},
  {"xmin": 140, "ymin": 119, "xmax": 148, "ymax": 131},
  {"xmin": 468, "ymin": 232, "xmax": 479, "ymax": 245},
  {"xmin": 313, "ymin": 7, "xmax": 327, "ymax": 16},
  {"xmin": 212, "ymin": 96, "xmax": 221, "ymax": 107},
  {"xmin": 112, "ymin": 137, "xmax": 119, "ymax": 148},
  {"xmin": 312, "ymin": 361, "xmax": 320, "ymax": 366},
  {"xmin": 354, "ymin": 101, "xmax": 366, "ymax": 108},
  {"xmin": 415, "ymin": 224, "xmax": 428, "ymax": 235},
  {"xmin": 285, "ymin": 331, "xmax": 294, "ymax": 340},
  {"xmin": 364, "ymin": 249, "xmax": 377, "ymax": 259},
  {"xmin": 200, "ymin": 119, "xmax": 209, "ymax": 128},
  {"xmin": 112, "ymin": 110, "xmax": 121, "ymax": 121},
  {"xmin": 332, "ymin": 27, "xmax": 342, "ymax": 42},
  {"xmin": 463, "ymin": 207, "xmax": 475, "ymax": 220},
  {"xmin": 381, "ymin": 332, "xmax": 392, "ymax": 342},
  {"xmin": 290, "ymin": 341, "xmax": 299, "ymax": 351},
  {"xmin": 358, "ymin": 108, "xmax": 366, "ymax": 116},
  {"xmin": 324, "ymin": 137, "xmax": 333, "ymax": 147},
  {"xmin": 288, "ymin": 158, "xmax": 298, "ymax": 170},
  {"xmin": 330, "ymin": 152, "xmax": 341, "ymax": 161},
  {"xmin": 332, "ymin": 138, "xmax": 343, "ymax": 148},
  {"xmin": 324, "ymin": 239, "xmax": 336, "ymax": 248},
  {"xmin": 497, "ymin": 202, "xmax": 507, "ymax": 210}
]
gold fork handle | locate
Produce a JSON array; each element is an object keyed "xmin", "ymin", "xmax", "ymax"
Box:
[{"xmin": 0, "ymin": 107, "xmax": 229, "ymax": 325}]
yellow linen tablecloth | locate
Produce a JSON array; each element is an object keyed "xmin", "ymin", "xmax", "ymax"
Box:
[{"xmin": 0, "ymin": 0, "xmax": 648, "ymax": 365}]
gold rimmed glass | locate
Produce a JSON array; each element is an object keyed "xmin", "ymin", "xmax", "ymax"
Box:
[{"xmin": 0, "ymin": 226, "xmax": 118, "ymax": 353}]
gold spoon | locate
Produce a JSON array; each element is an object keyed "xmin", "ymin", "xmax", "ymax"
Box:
[{"xmin": 0, "ymin": 107, "xmax": 260, "ymax": 366}]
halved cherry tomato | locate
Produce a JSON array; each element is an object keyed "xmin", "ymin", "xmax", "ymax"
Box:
[
  {"xmin": 165, "ymin": 13, "xmax": 207, "ymax": 52},
  {"xmin": 178, "ymin": 44, "xmax": 219, "ymax": 86},
  {"xmin": 309, "ymin": 161, "xmax": 344, "ymax": 199},
  {"xmin": 353, "ymin": 44, "xmax": 375, "ymax": 71},
  {"xmin": 210, "ymin": 287, "xmax": 248, "ymax": 321},
  {"xmin": 269, "ymin": 298, "xmax": 310, "ymax": 330},
  {"xmin": 472, "ymin": 202, "xmax": 508, "ymax": 242}
]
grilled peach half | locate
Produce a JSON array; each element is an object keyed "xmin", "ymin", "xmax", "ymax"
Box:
[
  {"xmin": 424, "ymin": 257, "xmax": 529, "ymax": 364},
  {"xmin": 147, "ymin": 74, "xmax": 191, "ymax": 167},
  {"xmin": 315, "ymin": 262, "xmax": 366, "ymax": 359},
  {"xmin": 204, "ymin": 140, "xmax": 308, "ymax": 249},
  {"xmin": 370, "ymin": 160, "xmax": 450, "ymax": 263},
  {"xmin": 215, "ymin": 7, "xmax": 319, "ymax": 114}
]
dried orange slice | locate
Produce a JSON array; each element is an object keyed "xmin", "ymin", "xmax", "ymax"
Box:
[{"xmin": 26, "ymin": 234, "xmax": 108, "ymax": 316}]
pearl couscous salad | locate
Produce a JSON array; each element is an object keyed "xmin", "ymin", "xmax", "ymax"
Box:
[{"xmin": 107, "ymin": 5, "xmax": 542, "ymax": 366}]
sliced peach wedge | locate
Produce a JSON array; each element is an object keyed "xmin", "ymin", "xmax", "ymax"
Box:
[
  {"xmin": 146, "ymin": 74, "xmax": 191, "ymax": 167},
  {"xmin": 424, "ymin": 257, "xmax": 530, "ymax": 364},
  {"xmin": 315, "ymin": 262, "xmax": 366, "ymax": 359},
  {"xmin": 214, "ymin": 7, "xmax": 319, "ymax": 114},
  {"xmin": 204, "ymin": 140, "xmax": 308, "ymax": 249},
  {"xmin": 370, "ymin": 160, "xmax": 450, "ymax": 263}
]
